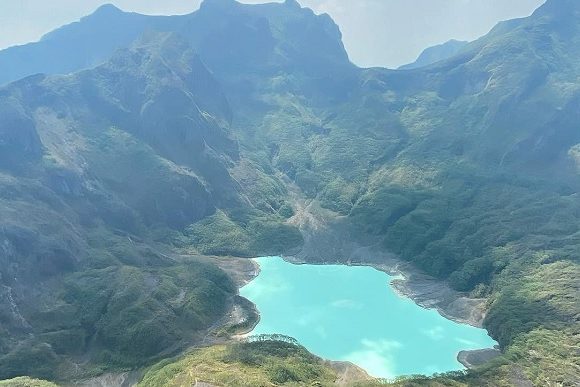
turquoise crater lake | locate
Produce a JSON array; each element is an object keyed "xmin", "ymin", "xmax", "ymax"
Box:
[{"xmin": 240, "ymin": 256, "xmax": 497, "ymax": 379}]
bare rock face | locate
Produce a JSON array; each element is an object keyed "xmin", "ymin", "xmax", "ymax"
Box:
[
  {"xmin": 0, "ymin": 99, "xmax": 43, "ymax": 168},
  {"xmin": 71, "ymin": 370, "xmax": 142, "ymax": 387}
]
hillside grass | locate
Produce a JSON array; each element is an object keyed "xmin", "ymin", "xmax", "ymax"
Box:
[{"xmin": 138, "ymin": 341, "xmax": 338, "ymax": 387}]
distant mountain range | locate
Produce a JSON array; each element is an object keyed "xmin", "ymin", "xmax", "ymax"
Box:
[
  {"xmin": 399, "ymin": 39, "xmax": 469, "ymax": 70},
  {"xmin": 0, "ymin": 0, "xmax": 578, "ymax": 385}
]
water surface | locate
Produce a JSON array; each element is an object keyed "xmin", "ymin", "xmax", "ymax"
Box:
[{"xmin": 241, "ymin": 256, "xmax": 497, "ymax": 378}]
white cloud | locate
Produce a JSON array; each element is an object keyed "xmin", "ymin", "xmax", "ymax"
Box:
[
  {"xmin": 454, "ymin": 337, "xmax": 479, "ymax": 347},
  {"xmin": 331, "ymin": 298, "xmax": 362, "ymax": 309},
  {"xmin": 342, "ymin": 338, "xmax": 403, "ymax": 378},
  {"xmin": 421, "ymin": 326, "xmax": 445, "ymax": 341},
  {"xmin": 241, "ymin": 276, "xmax": 291, "ymax": 299}
]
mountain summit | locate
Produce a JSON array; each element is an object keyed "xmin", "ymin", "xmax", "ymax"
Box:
[
  {"xmin": 0, "ymin": 0, "xmax": 352, "ymax": 86},
  {"xmin": 90, "ymin": 3, "xmax": 123, "ymax": 16}
]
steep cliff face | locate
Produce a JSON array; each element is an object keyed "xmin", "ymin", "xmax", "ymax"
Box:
[
  {"xmin": 188, "ymin": 0, "xmax": 352, "ymax": 75},
  {"xmin": 0, "ymin": 0, "xmax": 355, "ymax": 87},
  {"xmin": 0, "ymin": 98, "xmax": 43, "ymax": 168}
]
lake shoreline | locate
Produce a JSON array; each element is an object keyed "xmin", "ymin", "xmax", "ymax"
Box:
[
  {"xmin": 231, "ymin": 258, "xmax": 262, "ymax": 339},
  {"xmin": 244, "ymin": 256, "xmax": 498, "ymax": 379},
  {"xmin": 282, "ymin": 255, "xmax": 501, "ymax": 371},
  {"xmin": 281, "ymin": 190, "xmax": 501, "ymax": 371},
  {"xmin": 285, "ymin": 191, "xmax": 493, "ymax": 328},
  {"xmin": 212, "ymin": 257, "xmax": 262, "ymax": 339},
  {"xmin": 224, "ymin": 184, "xmax": 501, "ymax": 374},
  {"xmin": 283, "ymin": 254, "xmax": 489, "ymax": 328},
  {"xmin": 458, "ymin": 348, "xmax": 502, "ymax": 369}
]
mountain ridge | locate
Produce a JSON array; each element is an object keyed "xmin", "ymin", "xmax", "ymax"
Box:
[{"xmin": 398, "ymin": 39, "xmax": 469, "ymax": 70}]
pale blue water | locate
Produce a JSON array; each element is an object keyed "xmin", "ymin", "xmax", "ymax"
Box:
[{"xmin": 240, "ymin": 256, "xmax": 497, "ymax": 379}]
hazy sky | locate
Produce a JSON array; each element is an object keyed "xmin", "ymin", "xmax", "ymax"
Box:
[{"xmin": 0, "ymin": 0, "xmax": 546, "ymax": 68}]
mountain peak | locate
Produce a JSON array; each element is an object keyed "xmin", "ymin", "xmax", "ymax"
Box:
[
  {"xmin": 92, "ymin": 3, "xmax": 123, "ymax": 16},
  {"xmin": 200, "ymin": 0, "xmax": 239, "ymax": 10},
  {"xmin": 534, "ymin": 0, "xmax": 580, "ymax": 17},
  {"xmin": 284, "ymin": 0, "xmax": 301, "ymax": 9}
]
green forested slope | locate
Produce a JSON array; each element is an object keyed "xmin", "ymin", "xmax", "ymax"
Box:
[{"xmin": 0, "ymin": 33, "xmax": 299, "ymax": 380}]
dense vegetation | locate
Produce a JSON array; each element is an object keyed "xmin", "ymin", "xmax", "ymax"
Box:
[{"xmin": 0, "ymin": 0, "xmax": 579, "ymax": 385}]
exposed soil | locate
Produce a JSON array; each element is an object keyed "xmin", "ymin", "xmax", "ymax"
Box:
[
  {"xmin": 458, "ymin": 348, "xmax": 502, "ymax": 368},
  {"xmin": 69, "ymin": 371, "xmax": 142, "ymax": 387}
]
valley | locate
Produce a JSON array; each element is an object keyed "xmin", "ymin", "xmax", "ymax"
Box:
[{"xmin": 0, "ymin": 0, "xmax": 578, "ymax": 386}]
